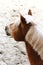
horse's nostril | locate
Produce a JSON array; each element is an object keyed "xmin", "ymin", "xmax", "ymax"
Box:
[
  {"xmin": 5, "ymin": 26, "xmax": 8, "ymax": 31},
  {"xmin": 5, "ymin": 26, "xmax": 10, "ymax": 36}
]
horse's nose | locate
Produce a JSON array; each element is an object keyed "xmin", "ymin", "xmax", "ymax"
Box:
[
  {"xmin": 5, "ymin": 26, "xmax": 8, "ymax": 31},
  {"xmin": 5, "ymin": 26, "xmax": 10, "ymax": 36}
]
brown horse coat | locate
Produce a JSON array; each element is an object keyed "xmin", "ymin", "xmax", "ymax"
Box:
[{"xmin": 5, "ymin": 9, "xmax": 43, "ymax": 65}]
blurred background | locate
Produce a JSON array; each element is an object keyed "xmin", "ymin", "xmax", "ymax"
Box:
[
  {"xmin": 0, "ymin": 0, "xmax": 43, "ymax": 11},
  {"xmin": 0, "ymin": 0, "xmax": 43, "ymax": 65}
]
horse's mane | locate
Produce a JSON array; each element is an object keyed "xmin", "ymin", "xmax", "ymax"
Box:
[{"xmin": 25, "ymin": 23, "xmax": 43, "ymax": 60}]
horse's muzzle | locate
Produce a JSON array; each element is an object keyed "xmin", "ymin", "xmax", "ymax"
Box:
[{"xmin": 5, "ymin": 26, "xmax": 11, "ymax": 36}]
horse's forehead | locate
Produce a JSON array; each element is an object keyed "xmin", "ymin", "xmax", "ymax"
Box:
[
  {"xmin": 9, "ymin": 17, "xmax": 20, "ymax": 27},
  {"xmin": 9, "ymin": 15, "xmax": 34, "ymax": 27}
]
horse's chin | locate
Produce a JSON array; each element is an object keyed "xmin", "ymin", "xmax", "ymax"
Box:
[{"xmin": 14, "ymin": 38, "xmax": 23, "ymax": 41}]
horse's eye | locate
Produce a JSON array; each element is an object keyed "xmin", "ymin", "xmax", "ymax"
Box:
[
  {"xmin": 19, "ymin": 24, "xmax": 21, "ymax": 28},
  {"xmin": 28, "ymin": 22, "xmax": 32, "ymax": 26}
]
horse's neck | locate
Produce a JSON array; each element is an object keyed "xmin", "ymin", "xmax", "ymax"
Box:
[
  {"xmin": 25, "ymin": 41, "xmax": 43, "ymax": 65},
  {"xmin": 25, "ymin": 24, "xmax": 43, "ymax": 60}
]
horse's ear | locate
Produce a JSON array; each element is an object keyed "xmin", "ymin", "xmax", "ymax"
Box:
[
  {"xmin": 20, "ymin": 14, "xmax": 26, "ymax": 24},
  {"xmin": 28, "ymin": 9, "xmax": 32, "ymax": 15}
]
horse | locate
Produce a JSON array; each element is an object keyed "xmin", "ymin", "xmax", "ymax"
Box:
[{"xmin": 5, "ymin": 9, "xmax": 43, "ymax": 65}]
